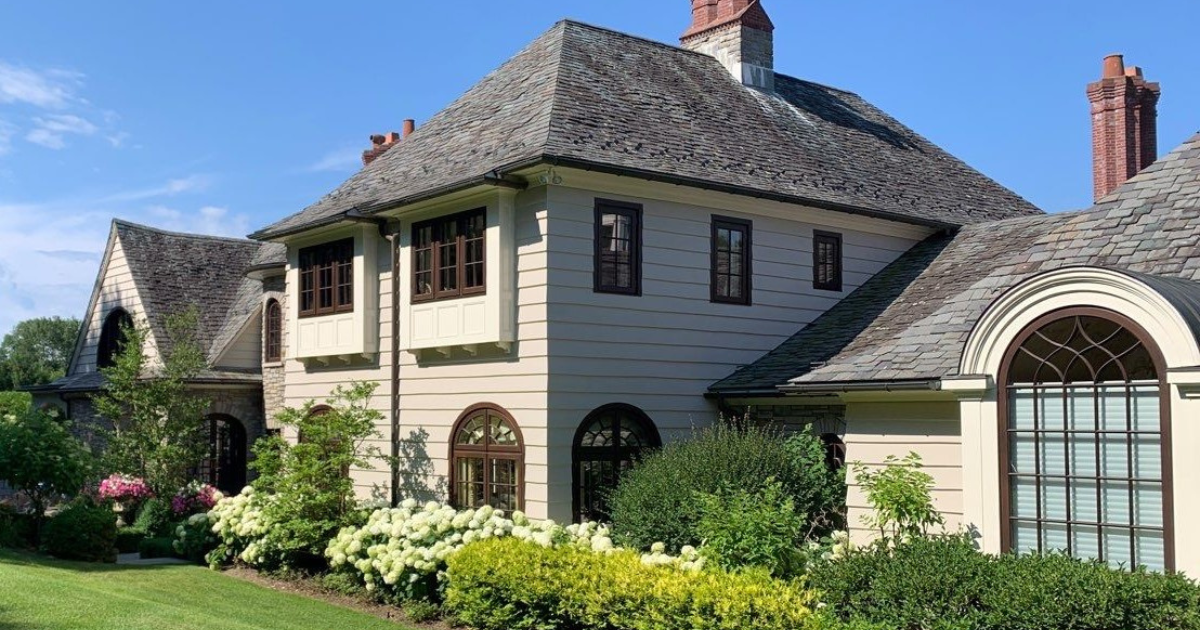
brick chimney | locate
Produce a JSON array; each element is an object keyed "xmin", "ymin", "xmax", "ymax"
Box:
[
  {"xmin": 681, "ymin": 0, "xmax": 775, "ymax": 91},
  {"xmin": 361, "ymin": 119, "xmax": 416, "ymax": 167},
  {"xmin": 1087, "ymin": 55, "xmax": 1160, "ymax": 201}
]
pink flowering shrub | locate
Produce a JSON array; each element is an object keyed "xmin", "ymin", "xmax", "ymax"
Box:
[
  {"xmin": 171, "ymin": 481, "xmax": 221, "ymax": 516},
  {"xmin": 97, "ymin": 473, "xmax": 153, "ymax": 502}
]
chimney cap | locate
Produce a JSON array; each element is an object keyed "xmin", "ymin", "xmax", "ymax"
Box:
[{"xmin": 1102, "ymin": 54, "xmax": 1125, "ymax": 79}]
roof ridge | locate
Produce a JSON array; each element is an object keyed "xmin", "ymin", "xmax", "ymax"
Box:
[
  {"xmin": 113, "ymin": 218, "xmax": 258, "ymax": 246},
  {"xmin": 556, "ymin": 19, "xmax": 712, "ymax": 60}
]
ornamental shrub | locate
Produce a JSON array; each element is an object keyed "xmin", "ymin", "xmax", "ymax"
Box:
[
  {"xmin": 173, "ymin": 511, "xmax": 217, "ymax": 564},
  {"xmin": 609, "ymin": 423, "xmax": 844, "ymax": 551},
  {"xmin": 853, "ymin": 452, "xmax": 944, "ymax": 539},
  {"xmin": 0, "ymin": 505, "xmax": 34, "ymax": 549},
  {"xmin": 115, "ymin": 527, "xmax": 147, "ymax": 554},
  {"xmin": 0, "ymin": 391, "xmax": 30, "ymax": 418},
  {"xmin": 0, "ymin": 406, "xmax": 93, "ymax": 537},
  {"xmin": 42, "ymin": 500, "xmax": 118, "ymax": 562},
  {"xmin": 171, "ymin": 481, "xmax": 219, "ymax": 517},
  {"xmin": 137, "ymin": 536, "xmax": 177, "ymax": 559},
  {"xmin": 695, "ymin": 480, "xmax": 808, "ymax": 577},
  {"xmin": 132, "ymin": 497, "xmax": 175, "ymax": 537},
  {"xmin": 445, "ymin": 537, "xmax": 819, "ymax": 630}
]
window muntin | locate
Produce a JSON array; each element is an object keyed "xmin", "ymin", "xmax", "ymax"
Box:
[
  {"xmin": 1001, "ymin": 310, "xmax": 1172, "ymax": 572},
  {"xmin": 265, "ymin": 299, "xmax": 282, "ymax": 363},
  {"xmin": 97, "ymin": 308, "xmax": 133, "ymax": 369},
  {"xmin": 298, "ymin": 239, "xmax": 354, "ymax": 318},
  {"xmin": 451, "ymin": 405, "xmax": 523, "ymax": 511},
  {"xmin": 199, "ymin": 414, "xmax": 247, "ymax": 495},
  {"xmin": 572, "ymin": 404, "xmax": 661, "ymax": 523},
  {"xmin": 813, "ymin": 230, "xmax": 843, "ymax": 292},
  {"xmin": 711, "ymin": 216, "xmax": 752, "ymax": 304},
  {"xmin": 594, "ymin": 201, "xmax": 642, "ymax": 295},
  {"xmin": 412, "ymin": 208, "xmax": 487, "ymax": 302}
]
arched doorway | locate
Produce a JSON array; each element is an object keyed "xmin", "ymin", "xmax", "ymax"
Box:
[
  {"xmin": 204, "ymin": 414, "xmax": 247, "ymax": 494},
  {"xmin": 999, "ymin": 308, "xmax": 1173, "ymax": 572},
  {"xmin": 572, "ymin": 403, "xmax": 661, "ymax": 523}
]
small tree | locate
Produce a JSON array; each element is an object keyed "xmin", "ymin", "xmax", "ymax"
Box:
[
  {"xmin": 853, "ymin": 452, "xmax": 944, "ymax": 540},
  {"xmin": 92, "ymin": 308, "xmax": 211, "ymax": 496},
  {"xmin": 0, "ymin": 316, "xmax": 82, "ymax": 390},
  {"xmin": 0, "ymin": 407, "xmax": 93, "ymax": 537}
]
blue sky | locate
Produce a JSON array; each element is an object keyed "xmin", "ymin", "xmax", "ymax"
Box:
[{"xmin": 0, "ymin": 0, "xmax": 1197, "ymax": 338}]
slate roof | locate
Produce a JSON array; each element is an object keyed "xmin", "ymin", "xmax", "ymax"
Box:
[
  {"xmin": 712, "ymin": 132, "xmax": 1200, "ymax": 393},
  {"xmin": 252, "ymin": 20, "xmax": 1038, "ymax": 240}
]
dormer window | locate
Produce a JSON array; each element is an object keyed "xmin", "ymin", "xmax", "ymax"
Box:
[
  {"xmin": 298, "ymin": 239, "xmax": 354, "ymax": 318},
  {"xmin": 413, "ymin": 208, "xmax": 487, "ymax": 302}
]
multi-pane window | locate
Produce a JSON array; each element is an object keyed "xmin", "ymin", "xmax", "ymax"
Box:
[
  {"xmin": 573, "ymin": 404, "xmax": 661, "ymax": 523},
  {"xmin": 711, "ymin": 216, "xmax": 752, "ymax": 304},
  {"xmin": 298, "ymin": 239, "xmax": 354, "ymax": 317},
  {"xmin": 1002, "ymin": 311, "xmax": 1171, "ymax": 572},
  {"xmin": 264, "ymin": 299, "xmax": 282, "ymax": 362},
  {"xmin": 451, "ymin": 405, "xmax": 523, "ymax": 511},
  {"xmin": 413, "ymin": 208, "xmax": 486, "ymax": 302},
  {"xmin": 594, "ymin": 201, "xmax": 642, "ymax": 295},
  {"xmin": 813, "ymin": 230, "xmax": 843, "ymax": 292}
]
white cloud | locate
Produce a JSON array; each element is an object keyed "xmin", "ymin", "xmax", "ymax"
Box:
[
  {"xmin": 101, "ymin": 174, "xmax": 211, "ymax": 203},
  {"xmin": 25, "ymin": 113, "xmax": 98, "ymax": 149},
  {"xmin": 307, "ymin": 147, "xmax": 362, "ymax": 173},
  {"xmin": 0, "ymin": 62, "xmax": 82, "ymax": 109},
  {"xmin": 146, "ymin": 204, "xmax": 250, "ymax": 239}
]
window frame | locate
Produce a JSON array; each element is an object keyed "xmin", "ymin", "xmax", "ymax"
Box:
[
  {"xmin": 412, "ymin": 207, "xmax": 488, "ymax": 303},
  {"xmin": 97, "ymin": 308, "xmax": 133, "ymax": 369},
  {"xmin": 449, "ymin": 403, "xmax": 525, "ymax": 511},
  {"xmin": 298, "ymin": 238, "xmax": 355, "ymax": 318},
  {"xmin": 264, "ymin": 299, "xmax": 282, "ymax": 363},
  {"xmin": 813, "ymin": 230, "xmax": 844, "ymax": 292},
  {"xmin": 571, "ymin": 403, "xmax": 661, "ymax": 523},
  {"xmin": 593, "ymin": 199, "xmax": 643, "ymax": 296},
  {"xmin": 710, "ymin": 215, "xmax": 753, "ymax": 305}
]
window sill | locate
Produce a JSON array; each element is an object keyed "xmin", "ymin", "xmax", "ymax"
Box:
[{"xmin": 262, "ymin": 361, "xmax": 285, "ymax": 369}]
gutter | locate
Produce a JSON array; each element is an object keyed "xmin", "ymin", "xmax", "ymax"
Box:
[{"xmin": 777, "ymin": 379, "xmax": 942, "ymax": 395}]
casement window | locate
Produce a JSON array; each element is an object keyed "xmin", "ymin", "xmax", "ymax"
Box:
[
  {"xmin": 813, "ymin": 230, "xmax": 843, "ymax": 292},
  {"xmin": 413, "ymin": 208, "xmax": 487, "ymax": 302},
  {"xmin": 298, "ymin": 238, "xmax": 354, "ymax": 318},
  {"xmin": 594, "ymin": 200, "xmax": 642, "ymax": 295},
  {"xmin": 572, "ymin": 404, "xmax": 660, "ymax": 523},
  {"xmin": 711, "ymin": 216, "xmax": 752, "ymax": 304},
  {"xmin": 451, "ymin": 405, "xmax": 524, "ymax": 511},
  {"xmin": 97, "ymin": 308, "xmax": 133, "ymax": 369},
  {"xmin": 264, "ymin": 299, "xmax": 282, "ymax": 363},
  {"xmin": 1000, "ymin": 309, "xmax": 1172, "ymax": 572}
]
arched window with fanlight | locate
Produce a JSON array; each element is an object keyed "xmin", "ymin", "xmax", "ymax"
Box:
[
  {"xmin": 264, "ymin": 299, "xmax": 282, "ymax": 363},
  {"xmin": 451, "ymin": 405, "xmax": 524, "ymax": 511},
  {"xmin": 1000, "ymin": 308, "xmax": 1173, "ymax": 572},
  {"xmin": 573, "ymin": 403, "xmax": 661, "ymax": 523},
  {"xmin": 97, "ymin": 308, "xmax": 134, "ymax": 369}
]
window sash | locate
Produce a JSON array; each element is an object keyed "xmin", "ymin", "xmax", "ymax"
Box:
[
  {"xmin": 413, "ymin": 208, "xmax": 487, "ymax": 303},
  {"xmin": 264, "ymin": 301, "xmax": 282, "ymax": 362},
  {"xmin": 298, "ymin": 239, "xmax": 354, "ymax": 318},
  {"xmin": 711, "ymin": 216, "xmax": 752, "ymax": 304},
  {"xmin": 594, "ymin": 201, "xmax": 642, "ymax": 295},
  {"xmin": 813, "ymin": 230, "xmax": 843, "ymax": 292}
]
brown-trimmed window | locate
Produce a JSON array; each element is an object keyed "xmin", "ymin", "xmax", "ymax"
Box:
[
  {"xmin": 572, "ymin": 404, "xmax": 660, "ymax": 523},
  {"xmin": 264, "ymin": 299, "xmax": 282, "ymax": 363},
  {"xmin": 413, "ymin": 208, "xmax": 486, "ymax": 302},
  {"xmin": 821, "ymin": 433, "xmax": 847, "ymax": 471},
  {"xmin": 594, "ymin": 200, "xmax": 641, "ymax": 295},
  {"xmin": 298, "ymin": 238, "xmax": 354, "ymax": 317},
  {"xmin": 1000, "ymin": 309, "xmax": 1172, "ymax": 572},
  {"xmin": 813, "ymin": 230, "xmax": 843, "ymax": 292},
  {"xmin": 711, "ymin": 215, "xmax": 752, "ymax": 304},
  {"xmin": 451, "ymin": 404, "xmax": 523, "ymax": 511}
]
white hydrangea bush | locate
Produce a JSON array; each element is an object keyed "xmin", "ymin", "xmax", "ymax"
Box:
[{"xmin": 204, "ymin": 486, "xmax": 278, "ymax": 567}]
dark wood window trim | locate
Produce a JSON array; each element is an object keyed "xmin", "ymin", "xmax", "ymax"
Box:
[
  {"xmin": 412, "ymin": 208, "xmax": 487, "ymax": 303},
  {"xmin": 710, "ymin": 215, "xmax": 753, "ymax": 305},
  {"xmin": 298, "ymin": 238, "xmax": 354, "ymax": 318},
  {"xmin": 572, "ymin": 403, "xmax": 661, "ymax": 523},
  {"xmin": 264, "ymin": 299, "xmax": 282, "ymax": 363},
  {"xmin": 997, "ymin": 307, "xmax": 1175, "ymax": 572},
  {"xmin": 450, "ymin": 403, "xmax": 525, "ymax": 511},
  {"xmin": 813, "ymin": 230, "xmax": 843, "ymax": 292},
  {"xmin": 593, "ymin": 200, "xmax": 642, "ymax": 296}
]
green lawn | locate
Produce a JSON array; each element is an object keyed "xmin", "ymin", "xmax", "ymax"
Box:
[{"xmin": 0, "ymin": 551, "xmax": 408, "ymax": 630}]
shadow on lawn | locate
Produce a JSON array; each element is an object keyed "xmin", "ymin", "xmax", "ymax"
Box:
[{"xmin": 0, "ymin": 550, "xmax": 196, "ymax": 574}]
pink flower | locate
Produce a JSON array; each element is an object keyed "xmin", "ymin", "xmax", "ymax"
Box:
[
  {"xmin": 171, "ymin": 482, "xmax": 219, "ymax": 516},
  {"xmin": 98, "ymin": 473, "xmax": 153, "ymax": 502}
]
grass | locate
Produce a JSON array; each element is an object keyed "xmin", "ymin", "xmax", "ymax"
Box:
[{"xmin": 0, "ymin": 550, "xmax": 410, "ymax": 630}]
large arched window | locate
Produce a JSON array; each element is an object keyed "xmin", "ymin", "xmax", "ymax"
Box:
[
  {"xmin": 573, "ymin": 403, "xmax": 661, "ymax": 523},
  {"xmin": 97, "ymin": 308, "xmax": 133, "ymax": 369},
  {"xmin": 264, "ymin": 299, "xmax": 282, "ymax": 363},
  {"xmin": 1000, "ymin": 308, "xmax": 1173, "ymax": 572},
  {"xmin": 451, "ymin": 405, "xmax": 523, "ymax": 511}
]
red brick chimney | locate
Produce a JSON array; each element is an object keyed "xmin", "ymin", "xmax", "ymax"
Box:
[
  {"xmin": 1087, "ymin": 54, "xmax": 1160, "ymax": 201},
  {"xmin": 681, "ymin": 0, "xmax": 775, "ymax": 91},
  {"xmin": 361, "ymin": 119, "xmax": 416, "ymax": 167}
]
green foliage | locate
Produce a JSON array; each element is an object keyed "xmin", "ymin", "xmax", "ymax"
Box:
[
  {"xmin": 0, "ymin": 406, "xmax": 93, "ymax": 535},
  {"xmin": 42, "ymin": 501, "xmax": 117, "ymax": 562},
  {"xmin": 811, "ymin": 536, "xmax": 1200, "ymax": 630},
  {"xmin": 853, "ymin": 452, "xmax": 943, "ymax": 539},
  {"xmin": 173, "ymin": 513, "xmax": 217, "ymax": 564},
  {"xmin": 0, "ymin": 316, "xmax": 81, "ymax": 390},
  {"xmin": 610, "ymin": 423, "xmax": 844, "ymax": 551},
  {"xmin": 137, "ymin": 536, "xmax": 178, "ymax": 559},
  {"xmin": 115, "ymin": 527, "xmax": 147, "ymax": 553},
  {"xmin": 92, "ymin": 309, "xmax": 211, "ymax": 496},
  {"xmin": 0, "ymin": 391, "xmax": 31, "ymax": 417},
  {"xmin": 445, "ymin": 537, "xmax": 820, "ymax": 630},
  {"xmin": 403, "ymin": 601, "xmax": 442, "ymax": 624},
  {"xmin": 695, "ymin": 480, "xmax": 808, "ymax": 577},
  {"xmin": 132, "ymin": 497, "xmax": 175, "ymax": 537},
  {"xmin": 0, "ymin": 505, "xmax": 34, "ymax": 549},
  {"xmin": 320, "ymin": 570, "xmax": 368, "ymax": 597}
]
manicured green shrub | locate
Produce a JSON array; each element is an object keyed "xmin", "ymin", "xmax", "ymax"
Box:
[
  {"xmin": 445, "ymin": 537, "xmax": 818, "ymax": 630},
  {"xmin": 132, "ymin": 497, "xmax": 175, "ymax": 537},
  {"xmin": 115, "ymin": 527, "xmax": 147, "ymax": 554},
  {"xmin": 0, "ymin": 505, "xmax": 34, "ymax": 549},
  {"xmin": 137, "ymin": 536, "xmax": 177, "ymax": 559},
  {"xmin": 173, "ymin": 512, "xmax": 217, "ymax": 564},
  {"xmin": 695, "ymin": 480, "xmax": 808, "ymax": 577},
  {"xmin": 42, "ymin": 501, "xmax": 117, "ymax": 563},
  {"xmin": 609, "ymin": 423, "xmax": 843, "ymax": 551}
]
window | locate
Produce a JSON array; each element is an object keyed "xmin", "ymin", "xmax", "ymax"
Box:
[
  {"xmin": 572, "ymin": 404, "xmax": 661, "ymax": 522},
  {"xmin": 821, "ymin": 433, "xmax": 847, "ymax": 471},
  {"xmin": 1000, "ymin": 309, "xmax": 1172, "ymax": 572},
  {"xmin": 451, "ymin": 405, "xmax": 523, "ymax": 511},
  {"xmin": 265, "ymin": 299, "xmax": 282, "ymax": 363},
  {"xmin": 413, "ymin": 208, "xmax": 486, "ymax": 302},
  {"xmin": 813, "ymin": 230, "xmax": 843, "ymax": 292},
  {"xmin": 97, "ymin": 308, "xmax": 133, "ymax": 369},
  {"xmin": 298, "ymin": 238, "xmax": 354, "ymax": 318},
  {"xmin": 594, "ymin": 200, "xmax": 642, "ymax": 295},
  {"xmin": 199, "ymin": 414, "xmax": 247, "ymax": 495},
  {"xmin": 711, "ymin": 216, "xmax": 752, "ymax": 304}
]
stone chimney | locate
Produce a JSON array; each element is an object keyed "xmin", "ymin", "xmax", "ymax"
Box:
[
  {"xmin": 681, "ymin": 0, "xmax": 775, "ymax": 91},
  {"xmin": 1087, "ymin": 54, "xmax": 1160, "ymax": 201},
  {"xmin": 361, "ymin": 119, "xmax": 416, "ymax": 167}
]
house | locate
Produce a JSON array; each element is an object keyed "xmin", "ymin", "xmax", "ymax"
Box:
[{"xmin": 36, "ymin": 0, "xmax": 1200, "ymax": 575}]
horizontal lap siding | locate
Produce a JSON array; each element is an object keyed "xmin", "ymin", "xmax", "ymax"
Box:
[{"xmin": 74, "ymin": 238, "xmax": 154, "ymax": 374}]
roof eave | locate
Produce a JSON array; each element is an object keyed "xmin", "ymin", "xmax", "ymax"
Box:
[{"xmin": 778, "ymin": 378, "xmax": 943, "ymax": 395}]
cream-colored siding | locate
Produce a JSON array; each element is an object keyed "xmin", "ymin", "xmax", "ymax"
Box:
[
  {"xmin": 72, "ymin": 236, "xmax": 156, "ymax": 375},
  {"xmin": 844, "ymin": 399, "xmax": 964, "ymax": 543},
  {"xmin": 213, "ymin": 315, "xmax": 262, "ymax": 370}
]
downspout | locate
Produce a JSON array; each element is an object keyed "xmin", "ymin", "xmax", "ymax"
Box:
[{"xmin": 387, "ymin": 222, "xmax": 402, "ymax": 507}]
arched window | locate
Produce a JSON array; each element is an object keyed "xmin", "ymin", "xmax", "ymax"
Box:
[
  {"xmin": 265, "ymin": 299, "xmax": 282, "ymax": 362},
  {"xmin": 572, "ymin": 403, "xmax": 661, "ymax": 522},
  {"xmin": 451, "ymin": 405, "xmax": 523, "ymax": 511},
  {"xmin": 1000, "ymin": 308, "xmax": 1173, "ymax": 572},
  {"xmin": 201, "ymin": 414, "xmax": 247, "ymax": 494},
  {"xmin": 97, "ymin": 308, "xmax": 133, "ymax": 369},
  {"xmin": 821, "ymin": 433, "xmax": 847, "ymax": 471}
]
